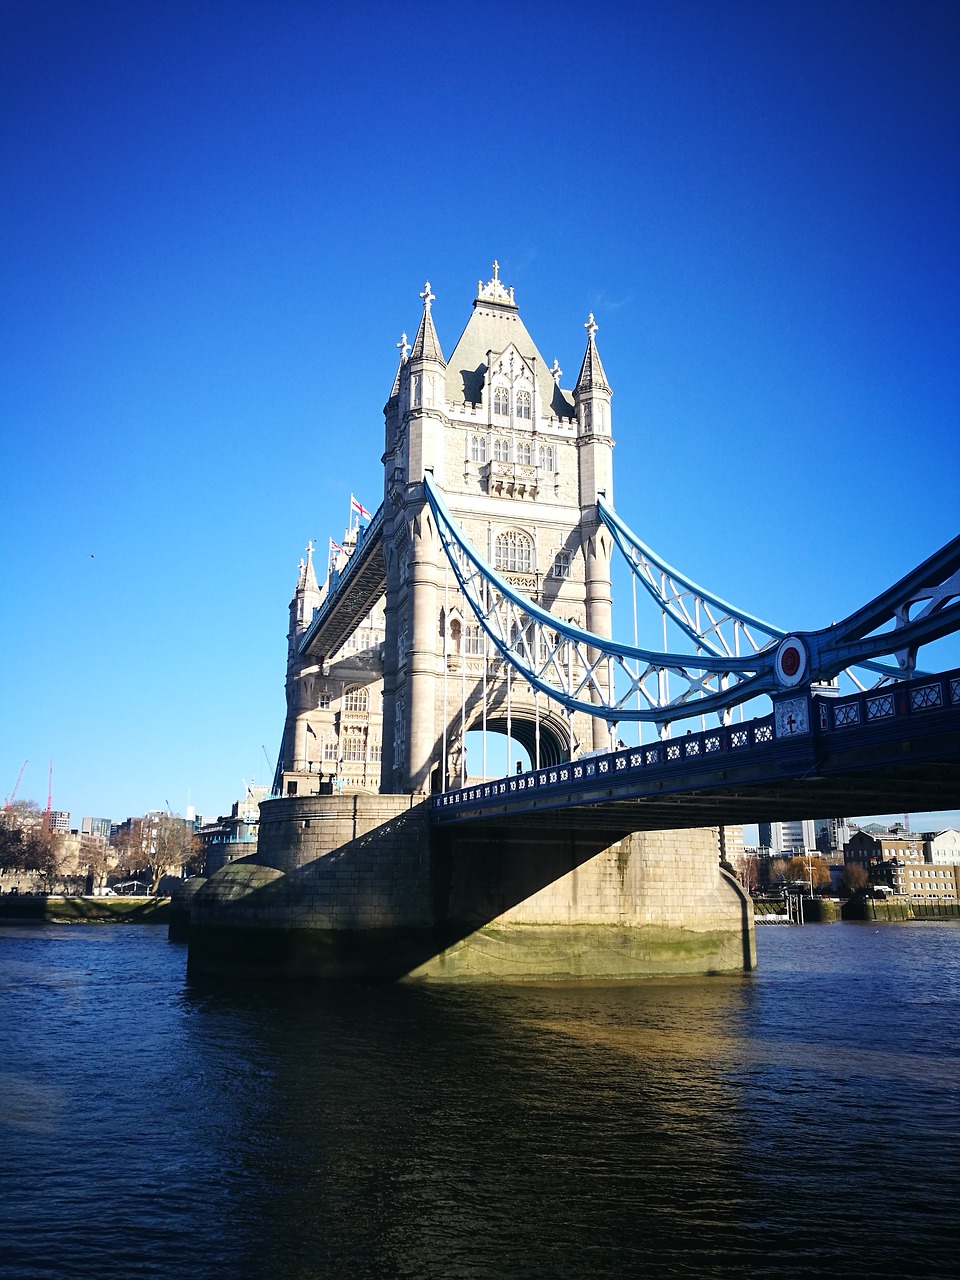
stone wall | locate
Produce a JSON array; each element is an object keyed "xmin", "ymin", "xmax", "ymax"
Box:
[{"xmin": 187, "ymin": 794, "xmax": 754, "ymax": 981}]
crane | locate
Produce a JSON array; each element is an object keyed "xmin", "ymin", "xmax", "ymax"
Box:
[{"xmin": 4, "ymin": 759, "xmax": 27, "ymax": 809}]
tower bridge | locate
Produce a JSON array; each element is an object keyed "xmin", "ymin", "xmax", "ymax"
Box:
[{"xmin": 188, "ymin": 267, "xmax": 960, "ymax": 983}]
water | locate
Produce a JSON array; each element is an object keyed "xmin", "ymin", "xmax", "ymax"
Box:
[{"xmin": 1, "ymin": 923, "xmax": 959, "ymax": 1279}]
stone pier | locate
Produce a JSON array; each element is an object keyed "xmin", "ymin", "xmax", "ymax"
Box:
[{"xmin": 186, "ymin": 794, "xmax": 755, "ymax": 981}]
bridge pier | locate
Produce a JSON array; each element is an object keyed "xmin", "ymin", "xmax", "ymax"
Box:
[{"xmin": 186, "ymin": 795, "xmax": 754, "ymax": 981}]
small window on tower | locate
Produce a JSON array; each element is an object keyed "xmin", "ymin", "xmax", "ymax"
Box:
[
  {"xmin": 553, "ymin": 550, "xmax": 572, "ymax": 579},
  {"xmin": 317, "ymin": 692, "xmax": 331, "ymax": 709},
  {"xmin": 470, "ymin": 435, "xmax": 487, "ymax": 463},
  {"xmin": 493, "ymin": 387, "xmax": 509, "ymax": 416},
  {"xmin": 516, "ymin": 440, "xmax": 532, "ymax": 465},
  {"xmin": 493, "ymin": 437, "xmax": 510, "ymax": 462},
  {"xmin": 538, "ymin": 444, "xmax": 556, "ymax": 471},
  {"xmin": 516, "ymin": 389, "xmax": 532, "ymax": 419},
  {"xmin": 464, "ymin": 624, "xmax": 483, "ymax": 655}
]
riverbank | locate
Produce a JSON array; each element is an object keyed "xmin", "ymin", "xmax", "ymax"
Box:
[{"xmin": 0, "ymin": 894, "xmax": 171, "ymax": 924}]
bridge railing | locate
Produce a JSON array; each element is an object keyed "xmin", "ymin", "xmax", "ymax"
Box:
[{"xmin": 432, "ymin": 667, "xmax": 960, "ymax": 814}]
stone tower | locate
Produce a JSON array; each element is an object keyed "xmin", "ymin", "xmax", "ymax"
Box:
[{"xmin": 380, "ymin": 265, "xmax": 617, "ymax": 794}]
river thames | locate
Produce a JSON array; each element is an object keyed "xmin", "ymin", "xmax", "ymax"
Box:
[{"xmin": 1, "ymin": 921, "xmax": 958, "ymax": 1278}]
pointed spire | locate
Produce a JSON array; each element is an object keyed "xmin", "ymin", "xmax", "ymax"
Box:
[
  {"xmin": 575, "ymin": 312, "xmax": 611, "ymax": 395},
  {"xmin": 409, "ymin": 281, "xmax": 446, "ymax": 365},
  {"xmin": 297, "ymin": 540, "xmax": 319, "ymax": 596},
  {"xmin": 389, "ymin": 332, "xmax": 410, "ymax": 398}
]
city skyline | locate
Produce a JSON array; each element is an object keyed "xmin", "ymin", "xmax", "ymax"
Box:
[{"xmin": 2, "ymin": 1, "xmax": 957, "ymax": 825}]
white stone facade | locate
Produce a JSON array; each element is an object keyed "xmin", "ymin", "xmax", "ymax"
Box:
[{"xmin": 281, "ymin": 267, "xmax": 621, "ymax": 797}]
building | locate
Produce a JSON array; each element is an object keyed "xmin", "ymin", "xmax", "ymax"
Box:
[
  {"xmin": 48, "ymin": 810, "xmax": 70, "ymax": 834},
  {"xmin": 82, "ymin": 817, "xmax": 112, "ymax": 841},
  {"xmin": 843, "ymin": 827, "xmax": 959, "ymax": 898},
  {"xmin": 815, "ymin": 816, "xmax": 851, "ymax": 856},
  {"xmin": 923, "ymin": 828, "xmax": 960, "ymax": 864},
  {"xmin": 758, "ymin": 819, "xmax": 817, "ymax": 855},
  {"xmin": 199, "ymin": 784, "xmax": 270, "ymax": 876}
]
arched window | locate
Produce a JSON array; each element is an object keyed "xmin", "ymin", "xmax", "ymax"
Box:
[
  {"xmin": 516, "ymin": 440, "xmax": 532, "ymax": 465},
  {"xmin": 516, "ymin": 389, "xmax": 532, "ymax": 419},
  {"xmin": 493, "ymin": 437, "xmax": 510, "ymax": 462},
  {"xmin": 470, "ymin": 435, "xmax": 487, "ymax": 463},
  {"xmin": 493, "ymin": 387, "xmax": 509, "ymax": 416},
  {"xmin": 342, "ymin": 729, "xmax": 366, "ymax": 762},
  {"xmin": 538, "ymin": 444, "xmax": 556, "ymax": 471},
  {"xmin": 495, "ymin": 529, "xmax": 534, "ymax": 574},
  {"xmin": 343, "ymin": 686, "xmax": 369, "ymax": 713},
  {"xmin": 449, "ymin": 618, "xmax": 462, "ymax": 655},
  {"xmin": 553, "ymin": 550, "xmax": 571, "ymax": 579}
]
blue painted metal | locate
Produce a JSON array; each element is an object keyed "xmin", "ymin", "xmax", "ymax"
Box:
[
  {"xmin": 432, "ymin": 667, "xmax": 960, "ymax": 822},
  {"xmin": 597, "ymin": 496, "xmax": 900, "ymax": 684},
  {"xmin": 424, "ymin": 472, "xmax": 960, "ymax": 727}
]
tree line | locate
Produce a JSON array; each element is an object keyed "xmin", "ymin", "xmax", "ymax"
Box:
[{"xmin": 0, "ymin": 802, "xmax": 202, "ymax": 893}]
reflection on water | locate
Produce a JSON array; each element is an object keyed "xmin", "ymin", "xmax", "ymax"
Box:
[{"xmin": 1, "ymin": 922, "xmax": 959, "ymax": 1278}]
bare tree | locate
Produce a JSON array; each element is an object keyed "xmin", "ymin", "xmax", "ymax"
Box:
[
  {"xmin": 113, "ymin": 814, "xmax": 200, "ymax": 893},
  {"xmin": 0, "ymin": 802, "xmax": 63, "ymax": 880},
  {"xmin": 842, "ymin": 862, "xmax": 869, "ymax": 895}
]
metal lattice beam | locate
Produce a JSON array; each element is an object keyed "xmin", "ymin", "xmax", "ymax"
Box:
[{"xmin": 423, "ymin": 473, "xmax": 960, "ymax": 730}]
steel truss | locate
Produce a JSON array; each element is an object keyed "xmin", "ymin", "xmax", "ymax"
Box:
[
  {"xmin": 596, "ymin": 497, "xmax": 901, "ymax": 690},
  {"xmin": 423, "ymin": 472, "xmax": 960, "ymax": 734}
]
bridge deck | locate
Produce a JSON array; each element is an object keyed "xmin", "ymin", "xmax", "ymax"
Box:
[{"xmin": 432, "ymin": 669, "xmax": 960, "ymax": 836}]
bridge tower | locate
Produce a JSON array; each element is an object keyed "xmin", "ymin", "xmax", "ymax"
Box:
[{"xmin": 381, "ymin": 266, "xmax": 617, "ymax": 794}]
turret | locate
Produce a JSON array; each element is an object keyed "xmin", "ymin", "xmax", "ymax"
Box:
[
  {"xmin": 405, "ymin": 282, "xmax": 447, "ymax": 486},
  {"xmin": 287, "ymin": 541, "xmax": 321, "ymax": 663},
  {"xmin": 574, "ymin": 315, "xmax": 615, "ymax": 747},
  {"xmin": 574, "ymin": 313, "xmax": 614, "ymax": 509}
]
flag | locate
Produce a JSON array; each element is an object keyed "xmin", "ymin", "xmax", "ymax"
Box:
[
  {"xmin": 350, "ymin": 494, "xmax": 372, "ymax": 521},
  {"xmin": 306, "ymin": 723, "xmax": 316, "ymax": 737}
]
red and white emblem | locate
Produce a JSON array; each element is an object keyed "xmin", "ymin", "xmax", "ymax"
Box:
[{"xmin": 775, "ymin": 635, "xmax": 808, "ymax": 687}]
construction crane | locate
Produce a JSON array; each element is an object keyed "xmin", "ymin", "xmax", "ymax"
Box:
[
  {"xmin": 4, "ymin": 759, "xmax": 27, "ymax": 809},
  {"xmin": 46, "ymin": 759, "xmax": 53, "ymax": 815}
]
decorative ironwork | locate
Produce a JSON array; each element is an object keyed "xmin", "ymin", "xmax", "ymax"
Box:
[
  {"xmin": 866, "ymin": 694, "xmax": 895, "ymax": 720},
  {"xmin": 833, "ymin": 703, "xmax": 861, "ymax": 729},
  {"xmin": 911, "ymin": 684, "xmax": 943, "ymax": 711},
  {"xmin": 423, "ymin": 473, "xmax": 960, "ymax": 731}
]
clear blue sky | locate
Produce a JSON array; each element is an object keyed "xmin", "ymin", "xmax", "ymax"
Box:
[{"xmin": 2, "ymin": 0, "xmax": 958, "ymax": 830}]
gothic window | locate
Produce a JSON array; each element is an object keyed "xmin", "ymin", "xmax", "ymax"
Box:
[
  {"xmin": 369, "ymin": 741, "xmax": 382, "ymax": 764},
  {"xmin": 323, "ymin": 740, "xmax": 338, "ymax": 762},
  {"xmin": 343, "ymin": 686, "xmax": 369, "ymax": 713},
  {"xmin": 538, "ymin": 444, "xmax": 556, "ymax": 471},
  {"xmin": 449, "ymin": 618, "xmax": 462, "ymax": 655},
  {"xmin": 495, "ymin": 529, "xmax": 534, "ymax": 574},
  {"xmin": 343, "ymin": 730, "xmax": 366, "ymax": 762},
  {"xmin": 516, "ymin": 440, "xmax": 532, "ymax": 465},
  {"xmin": 553, "ymin": 550, "xmax": 571, "ymax": 579},
  {"xmin": 317, "ymin": 692, "xmax": 331, "ymax": 709},
  {"xmin": 493, "ymin": 437, "xmax": 510, "ymax": 462},
  {"xmin": 470, "ymin": 435, "xmax": 487, "ymax": 463},
  {"xmin": 516, "ymin": 389, "xmax": 532, "ymax": 419},
  {"xmin": 412, "ymin": 374, "xmax": 422, "ymax": 407},
  {"xmin": 493, "ymin": 387, "xmax": 509, "ymax": 416},
  {"xmin": 464, "ymin": 624, "xmax": 483, "ymax": 655}
]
